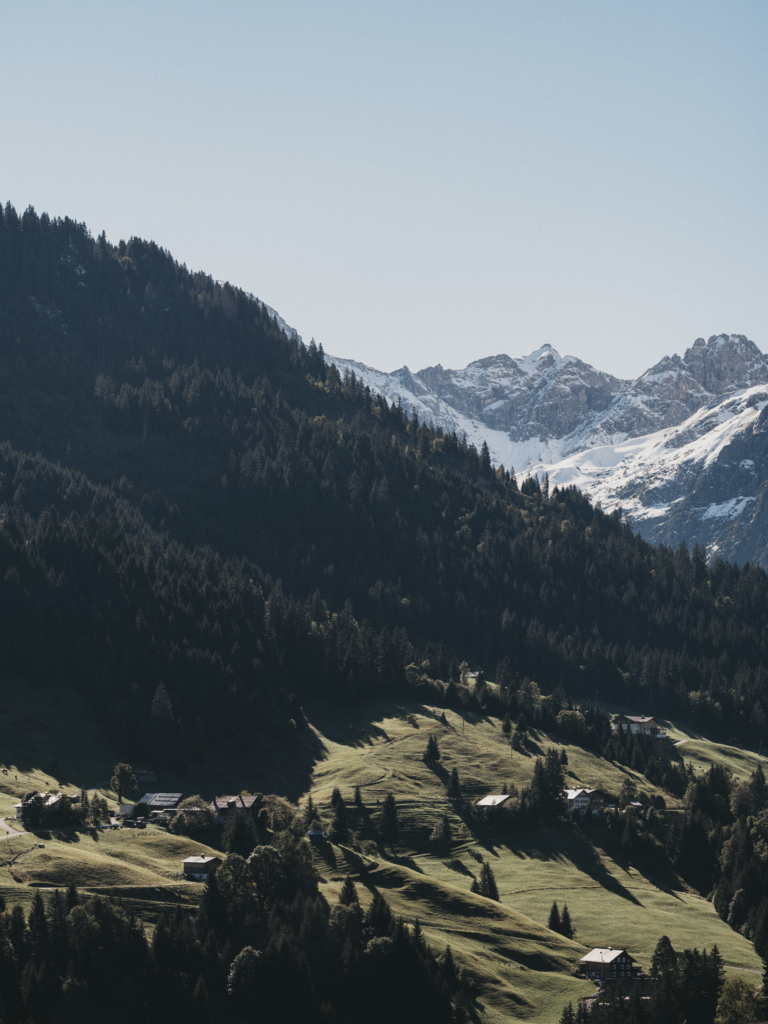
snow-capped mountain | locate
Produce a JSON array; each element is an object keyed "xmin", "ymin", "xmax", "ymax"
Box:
[{"xmin": 330, "ymin": 335, "xmax": 768, "ymax": 566}]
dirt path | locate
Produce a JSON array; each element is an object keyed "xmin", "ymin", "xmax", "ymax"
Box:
[
  {"xmin": 0, "ymin": 818, "xmax": 27, "ymax": 838},
  {"xmin": 8, "ymin": 846, "xmax": 36, "ymax": 882}
]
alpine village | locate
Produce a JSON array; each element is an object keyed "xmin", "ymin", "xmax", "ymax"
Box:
[{"xmin": 3, "ymin": 205, "xmax": 768, "ymax": 1024}]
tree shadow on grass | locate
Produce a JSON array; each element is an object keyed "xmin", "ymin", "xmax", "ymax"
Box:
[
  {"xmin": 491, "ymin": 829, "xmax": 644, "ymax": 906},
  {"xmin": 50, "ymin": 829, "xmax": 80, "ymax": 844},
  {"xmin": 390, "ymin": 851, "xmax": 424, "ymax": 873},
  {"xmin": 443, "ymin": 857, "xmax": 475, "ymax": 878},
  {"xmin": 424, "ymin": 760, "xmax": 449, "ymax": 786},
  {"xmin": 586, "ymin": 828, "xmax": 683, "ymax": 898},
  {"xmin": 304, "ymin": 701, "xmax": 391, "ymax": 748}
]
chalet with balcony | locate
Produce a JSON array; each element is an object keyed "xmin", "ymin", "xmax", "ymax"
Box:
[
  {"xmin": 562, "ymin": 788, "xmax": 606, "ymax": 812},
  {"xmin": 579, "ymin": 948, "xmax": 641, "ymax": 981},
  {"xmin": 616, "ymin": 716, "xmax": 666, "ymax": 739}
]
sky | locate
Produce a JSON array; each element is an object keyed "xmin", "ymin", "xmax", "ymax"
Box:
[{"xmin": 2, "ymin": 1, "xmax": 766, "ymax": 379}]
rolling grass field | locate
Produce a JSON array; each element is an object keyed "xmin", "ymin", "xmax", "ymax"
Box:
[
  {"xmin": 2, "ymin": 685, "xmax": 765, "ymax": 1022},
  {"xmin": 298, "ymin": 698, "xmax": 763, "ymax": 1021}
]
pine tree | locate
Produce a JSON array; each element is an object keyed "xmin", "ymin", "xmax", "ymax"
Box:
[
  {"xmin": 223, "ymin": 809, "xmax": 258, "ymax": 857},
  {"xmin": 303, "ymin": 795, "xmax": 317, "ymax": 827},
  {"xmin": 366, "ymin": 891, "xmax": 394, "ymax": 937},
  {"xmin": 448, "ymin": 768, "xmax": 462, "ymax": 800},
  {"xmin": 558, "ymin": 1004, "xmax": 576, "ymax": 1024},
  {"xmin": 560, "ymin": 904, "xmax": 574, "ymax": 939},
  {"xmin": 381, "ymin": 793, "xmax": 399, "ymax": 844},
  {"xmin": 440, "ymin": 945, "xmax": 459, "ymax": 988},
  {"xmin": 338, "ymin": 876, "xmax": 359, "ymax": 906},
  {"xmin": 354, "ymin": 784, "xmax": 363, "ymax": 807},
  {"xmin": 330, "ymin": 786, "xmax": 342, "ymax": 808},
  {"xmin": 548, "ymin": 901, "xmax": 561, "ymax": 933},
  {"xmin": 454, "ymin": 992, "xmax": 471, "ymax": 1024},
  {"xmin": 27, "ymin": 891, "xmax": 48, "ymax": 964},
  {"xmin": 424, "ymin": 734, "xmax": 441, "ymax": 761},
  {"xmin": 411, "ymin": 918, "xmax": 427, "ymax": 954},
  {"xmin": 191, "ymin": 975, "xmax": 210, "ymax": 1024},
  {"xmin": 331, "ymin": 796, "xmax": 348, "ymax": 837},
  {"xmin": 479, "ymin": 862, "xmax": 500, "ymax": 901},
  {"xmin": 429, "ymin": 815, "xmax": 451, "ymax": 846},
  {"xmin": 650, "ymin": 935, "xmax": 677, "ymax": 976},
  {"xmin": 502, "ymin": 713, "xmax": 512, "ymax": 738}
]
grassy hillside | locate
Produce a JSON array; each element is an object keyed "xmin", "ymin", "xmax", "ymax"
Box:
[
  {"xmin": 320, "ymin": 857, "xmax": 594, "ymax": 1024},
  {"xmin": 1, "ymin": 691, "xmax": 764, "ymax": 1023}
]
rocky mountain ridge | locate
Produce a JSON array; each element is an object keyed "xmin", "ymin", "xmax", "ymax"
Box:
[{"xmin": 329, "ymin": 335, "xmax": 768, "ymax": 566}]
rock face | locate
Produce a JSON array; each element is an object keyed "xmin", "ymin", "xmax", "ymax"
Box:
[
  {"xmin": 330, "ymin": 335, "xmax": 768, "ymax": 567},
  {"xmin": 411, "ymin": 347, "xmax": 623, "ymax": 441}
]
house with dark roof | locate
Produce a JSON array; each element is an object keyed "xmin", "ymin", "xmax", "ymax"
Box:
[
  {"xmin": 616, "ymin": 716, "xmax": 666, "ymax": 739},
  {"xmin": 208, "ymin": 795, "xmax": 260, "ymax": 824},
  {"xmin": 182, "ymin": 856, "xmax": 222, "ymax": 881}
]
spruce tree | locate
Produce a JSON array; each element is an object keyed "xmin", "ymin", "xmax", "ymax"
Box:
[
  {"xmin": 191, "ymin": 976, "xmax": 210, "ymax": 1024},
  {"xmin": 429, "ymin": 815, "xmax": 451, "ymax": 846},
  {"xmin": 448, "ymin": 768, "xmax": 461, "ymax": 800},
  {"xmin": 338, "ymin": 876, "xmax": 359, "ymax": 906},
  {"xmin": 560, "ymin": 904, "xmax": 574, "ymax": 939},
  {"xmin": 424, "ymin": 734, "xmax": 441, "ymax": 761},
  {"xmin": 331, "ymin": 796, "xmax": 348, "ymax": 837},
  {"xmin": 381, "ymin": 793, "xmax": 399, "ymax": 844},
  {"xmin": 440, "ymin": 945, "xmax": 458, "ymax": 988},
  {"xmin": 223, "ymin": 809, "xmax": 258, "ymax": 857},
  {"xmin": 548, "ymin": 901, "xmax": 561, "ymax": 933},
  {"xmin": 303, "ymin": 795, "xmax": 317, "ymax": 827},
  {"xmin": 479, "ymin": 862, "xmax": 500, "ymax": 901}
]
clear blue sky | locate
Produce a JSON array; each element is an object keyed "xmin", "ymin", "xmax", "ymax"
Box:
[{"xmin": 3, "ymin": 1, "xmax": 766, "ymax": 379}]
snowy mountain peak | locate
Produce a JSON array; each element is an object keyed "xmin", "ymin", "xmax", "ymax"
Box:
[
  {"xmin": 681, "ymin": 334, "xmax": 767, "ymax": 394},
  {"xmin": 326, "ymin": 332, "xmax": 768, "ymax": 567}
]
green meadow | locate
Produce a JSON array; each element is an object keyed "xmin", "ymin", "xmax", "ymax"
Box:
[{"xmin": 1, "ymin": 688, "xmax": 765, "ymax": 1022}]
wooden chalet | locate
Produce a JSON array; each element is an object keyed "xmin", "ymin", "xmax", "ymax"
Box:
[
  {"xmin": 182, "ymin": 856, "xmax": 222, "ymax": 881},
  {"xmin": 562, "ymin": 788, "xmax": 607, "ymax": 812},
  {"xmin": 579, "ymin": 948, "xmax": 641, "ymax": 981},
  {"xmin": 616, "ymin": 716, "xmax": 666, "ymax": 739}
]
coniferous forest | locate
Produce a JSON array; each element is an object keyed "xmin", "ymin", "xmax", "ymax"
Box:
[{"xmin": 4, "ymin": 203, "xmax": 768, "ymax": 1021}]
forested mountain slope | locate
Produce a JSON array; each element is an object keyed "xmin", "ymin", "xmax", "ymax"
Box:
[
  {"xmin": 2, "ymin": 203, "xmax": 768, "ymax": 760},
  {"xmin": 332, "ymin": 335, "xmax": 768, "ymax": 568}
]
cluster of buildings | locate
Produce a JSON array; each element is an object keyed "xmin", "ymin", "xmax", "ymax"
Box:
[
  {"xmin": 13, "ymin": 792, "xmax": 80, "ymax": 819},
  {"xmin": 117, "ymin": 791, "xmax": 261, "ymax": 880}
]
